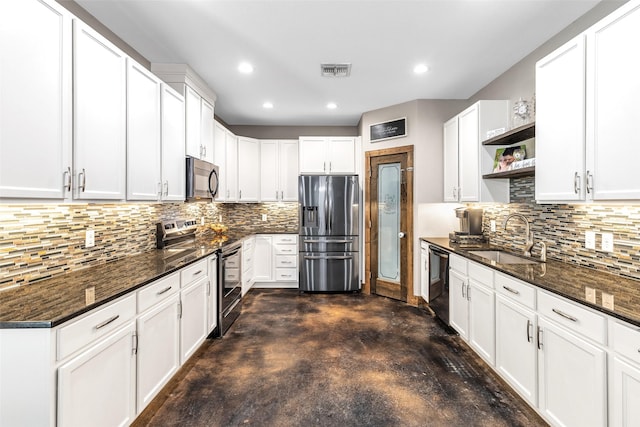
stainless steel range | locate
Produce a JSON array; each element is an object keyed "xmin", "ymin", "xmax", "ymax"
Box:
[{"xmin": 219, "ymin": 240, "xmax": 242, "ymax": 335}]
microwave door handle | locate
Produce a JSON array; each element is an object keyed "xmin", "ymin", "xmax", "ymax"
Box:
[{"xmin": 209, "ymin": 168, "xmax": 219, "ymax": 198}]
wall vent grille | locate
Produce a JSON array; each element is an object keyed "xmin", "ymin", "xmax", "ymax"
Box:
[{"xmin": 320, "ymin": 63, "xmax": 351, "ymax": 77}]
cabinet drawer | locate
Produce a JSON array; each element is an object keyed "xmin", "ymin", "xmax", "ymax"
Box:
[
  {"xmin": 538, "ymin": 290, "xmax": 606, "ymax": 345},
  {"xmin": 137, "ymin": 272, "xmax": 180, "ymax": 313},
  {"xmin": 275, "ymin": 268, "xmax": 297, "ymax": 281},
  {"xmin": 450, "ymin": 254, "xmax": 467, "ymax": 274},
  {"xmin": 57, "ymin": 294, "xmax": 136, "ymax": 360},
  {"xmin": 274, "ymin": 245, "xmax": 297, "ymax": 255},
  {"xmin": 275, "ymin": 255, "xmax": 297, "ymax": 268},
  {"xmin": 180, "ymin": 259, "xmax": 207, "ymax": 286},
  {"xmin": 612, "ymin": 321, "xmax": 640, "ymax": 365},
  {"xmin": 273, "ymin": 235, "xmax": 297, "ymax": 245},
  {"xmin": 243, "ymin": 238, "xmax": 254, "ymax": 252},
  {"xmin": 225, "ymin": 268, "xmax": 240, "ymax": 281},
  {"xmin": 495, "ymin": 273, "xmax": 535, "ymax": 309},
  {"xmin": 468, "ymin": 261, "xmax": 493, "ymax": 288}
]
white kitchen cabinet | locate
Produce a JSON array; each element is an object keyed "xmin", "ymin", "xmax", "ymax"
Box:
[
  {"xmin": 242, "ymin": 237, "xmax": 255, "ymax": 296},
  {"xmin": 213, "ymin": 121, "xmax": 228, "ymax": 201},
  {"xmin": 537, "ymin": 316, "xmax": 607, "ymax": 427},
  {"xmin": 184, "ymin": 85, "xmax": 202, "ymax": 160},
  {"xmin": 57, "ymin": 322, "xmax": 136, "ymax": 427},
  {"xmin": 299, "ymin": 137, "xmax": 356, "ymax": 174},
  {"xmin": 419, "ymin": 241, "xmax": 429, "ymax": 301},
  {"xmin": 467, "ymin": 270, "xmax": 495, "ymax": 366},
  {"xmin": 136, "ymin": 293, "xmax": 180, "ymax": 414},
  {"xmin": 207, "ymin": 254, "xmax": 219, "ymax": 334},
  {"xmin": 126, "ymin": 59, "xmax": 162, "ymax": 201},
  {"xmin": 253, "ymin": 234, "xmax": 298, "ymax": 288},
  {"xmin": 0, "ymin": 0, "xmax": 72, "ymax": 200},
  {"xmin": 237, "ymin": 137, "xmax": 260, "ymax": 202},
  {"xmin": 201, "ymin": 99, "xmax": 215, "ymax": 164},
  {"xmin": 449, "ymin": 259, "xmax": 469, "ymax": 338},
  {"xmin": 179, "ymin": 276, "xmax": 208, "ymax": 365},
  {"xmin": 73, "ymin": 20, "xmax": 127, "ymax": 200},
  {"xmin": 160, "ymin": 84, "xmax": 186, "ymax": 201},
  {"xmin": 253, "ymin": 235, "xmax": 274, "ymax": 282},
  {"xmin": 443, "ymin": 100, "xmax": 510, "ymax": 203},
  {"xmin": 611, "ymin": 357, "xmax": 640, "ymax": 427},
  {"xmin": 226, "ymin": 133, "xmax": 239, "ymax": 201},
  {"xmin": 495, "ymin": 294, "xmax": 538, "ymax": 406},
  {"xmin": 260, "ymin": 140, "xmax": 299, "ymax": 202}
]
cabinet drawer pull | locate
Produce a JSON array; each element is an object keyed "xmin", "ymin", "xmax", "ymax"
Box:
[
  {"xmin": 156, "ymin": 286, "xmax": 172, "ymax": 295},
  {"xmin": 281, "ymin": 261, "xmax": 293, "ymax": 264},
  {"xmin": 526, "ymin": 319, "xmax": 533, "ymax": 343},
  {"xmin": 552, "ymin": 308, "xmax": 578, "ymax": 322},
  {"xmin": 95, "ymin": 314, "xmax": 120, "ymax": 330},
  {"xmin": 193, "ymin": 270, "xmax": 203, "ymax": 276},
  {"xmin": 503, "ymin": 285, "xmax": 520, "ymax": 295}
]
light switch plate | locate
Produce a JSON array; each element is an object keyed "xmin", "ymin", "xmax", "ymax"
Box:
[
  {"xmin": 490, "ymin": 220, "xmax": 496, "ymax": 232},
  {"xmin": 585, "ymin": 286, "xmax": 596, "ymax": 303},
  {"xmin": 85, "ymin": 229, "xmax": 95, "ymax": 248},
  {"xmin": 585, "ymin": 231, "xmax": 596, "ymax": 250},
  {"xmin": 262, "ymin": 214, "xmax": 267, "ymax": 221},
  {"xmin": 601, "ymin": 233, "xmax": 614, "ymax": 252},
  {"xmin": 602, "ymin": 292, "xmax": 615, "ymax": 310}
]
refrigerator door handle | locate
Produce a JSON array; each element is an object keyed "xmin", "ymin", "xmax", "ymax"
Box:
[
  {"xmin": 303, "ymin": 239, "xmax": 354, "ymax": 244},
  {"xmin": 303, "ymin": 255, "xmax": 354, "ymax": 260}
]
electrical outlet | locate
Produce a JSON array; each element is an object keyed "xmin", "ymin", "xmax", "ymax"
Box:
[
  {"xmin": 261, "ymin": 214, "xmax": 267, "ymax": 221},
  {"xmin": 585, "ymin": 231, "xmax": 596, "ymax": 250},
  {"xmin": 585, "ymin": 286, "xmax": 596, "ymax": 303},
  {"xmin": 218, "ymin": 215, "xmax": 223, "ymax": 223},
  {"xmin": 490, "ymin": 220, "xmax": 496, "ymax": 232},
  {"xmin": 602, "ymin": 292, "xmax": 615, "ymax": 310},
  {"xmin": 85, "ymin": 286, "xmax": 95, "ymax": 305},
  {"xmin": 601, "ymin": 232, "xmax": 614, "ymax": 252},
  {"xmin": 85, "ymin": 229, "xmax": 95, "ymax": 248}
]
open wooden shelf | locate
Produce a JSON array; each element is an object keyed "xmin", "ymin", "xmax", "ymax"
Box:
[
  {"xmin": 483, "ymin": 166, "xmax": 535, "ymax": 179},
  {"xmin": 482, "ymin": 122, "xmax": 535, "ymax": 146}
]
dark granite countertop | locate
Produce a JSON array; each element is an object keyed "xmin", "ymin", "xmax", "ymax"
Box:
[
  {"xmin": 0, "ymin": 231, "xmax": 259, "ymax": 329},
  {"xmin": 422, "ymin": 237, "xmax": 640, "ymax": 328}
]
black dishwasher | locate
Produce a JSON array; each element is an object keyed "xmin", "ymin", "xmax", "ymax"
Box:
[{"xmin": 428, "ymin": 246, "xmax": 450, "ymax": 327}]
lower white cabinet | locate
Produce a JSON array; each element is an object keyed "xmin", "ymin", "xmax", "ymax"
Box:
[
  {"xmin": 207, "ymin": 254, "xmax": 219, "ymax": 334},
  {"xmin": 468, "ymin": 278, "xmax": 495, "ymax": 366},
  {"xmin": 179, "ymin": 276, "xmax": 209, "ymax": 364},
  {"xmin": 419, "ymin": 241, "xmax": 429, "ymax": 301},
  {"xmin": 611, "ymin": 356, "xmax": 640, "ymax": 427},
  {"xmin": 57, "ymin": 321, "xmax": 137, "ymax": 427},
  {"xmin": 242, "ymin": 237, "xmax": 255, "ymax": 296},
  {"xmin": 252, "ymin": 234, "xmax": 298, "ymax": 288},
  {"xmin": 449, "ymin": 268, "xmax": 469, "ymax": 338},
  {"xmin": 254, "ymin": 235, "xmax": 274, "ymax": 282},
  {"xmin": 136, "ymin": 293, "xmax": 180, "ymax": 414},
  {"xmin": 537, "ymin": 316, "xmax": 607, "ymax": 427},
  {"xmin": 495, "ymin": 294, "xmax": 538, "ymax": 406}
]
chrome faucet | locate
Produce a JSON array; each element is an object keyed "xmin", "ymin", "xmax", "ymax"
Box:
[{"xmin": 503, "ymin": 213, "xmax": 534, "ymax": 257}]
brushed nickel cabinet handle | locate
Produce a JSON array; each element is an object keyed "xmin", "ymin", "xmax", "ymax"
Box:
[
  {"xmin": 552, "ymin": 308, "xmax": 578, "ymax": 322},
  {"xmin": 163, "ymin": 181, "xmax": 169, "ymax": 196},
  {"xmin": 537, "ymin": 326, "xmax": 543, "ymax": 350},
  {"xmin": 526, "ymin": 319, "xmax": 533, "ymax": 343},
  {"xmin": 574, "ymin": 172, "xmax": 580, "ymax": 194},
  {"xmin": 503, "ymin": 285, "xmax": 520, "ymax": 295},
  {"xmin": 156, "ymin": 286, "xmax": 172, "ymax": 295},
  {"xmin": 78, "ymin": 168, "xmax": 86, "ymax": 192},
  {"xmin": 64, "ymin": 167, "xmax": 72, "ymax": 191},
  {"xmin": 95, "ymin": 314, "xmax": 119, "ymax": 330}
]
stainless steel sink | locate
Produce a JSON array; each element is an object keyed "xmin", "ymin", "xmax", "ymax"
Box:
[{"xmin": 468, "ymin": 250, "xmax": 540, "ymax": 265}]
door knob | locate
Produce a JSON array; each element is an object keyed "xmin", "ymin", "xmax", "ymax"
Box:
[{"xmin": 398, "ymin": 232, "xmax": 405, "ymax": 238}]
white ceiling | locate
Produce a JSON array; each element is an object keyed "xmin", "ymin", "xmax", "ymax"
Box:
[{"xmin": 75, "ymin": 0, "xmax": 601, "ymax": 126}]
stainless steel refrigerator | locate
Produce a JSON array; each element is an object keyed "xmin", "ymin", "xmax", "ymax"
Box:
[{"xmin": 299, "ymin": 175, "xmax": 360, "ymax": 292}]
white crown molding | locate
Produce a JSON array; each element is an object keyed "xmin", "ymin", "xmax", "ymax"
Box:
[{"xmin": 151, "ymin": 63, "xmax": 217, "ymax": 106}]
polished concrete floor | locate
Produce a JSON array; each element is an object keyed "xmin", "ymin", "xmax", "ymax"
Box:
[{"xmin": 134, "ymin": 289, "xmax": 547, "ymax": 427}]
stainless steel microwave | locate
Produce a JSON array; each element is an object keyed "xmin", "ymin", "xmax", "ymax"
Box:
[{"xmin": 186, "ymin": 156, "xmax": 219, "ymax": 201}]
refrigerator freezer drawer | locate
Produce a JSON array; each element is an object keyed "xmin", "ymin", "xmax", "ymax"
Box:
[{"xmin": 299, "ymin": 252, "xmax": 360, "ymax": 292}]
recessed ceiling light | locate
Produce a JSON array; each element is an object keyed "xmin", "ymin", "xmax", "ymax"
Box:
[
  {"xmin": 238, "ymin": 62, "xmax": 254, "ymax": 74},
  {"xmin": 414, "ymin": 64, "xmax": 429, "ymax": 74},
  {"xmin": 326, "ymin": 102, "xmax": 337, "ymax": 110},
  {"xmin": 263, "ymin": 102, "xmax": 273, "ymax": 109}
]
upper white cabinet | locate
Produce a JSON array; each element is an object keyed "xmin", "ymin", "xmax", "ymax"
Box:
[
  {"xmin": 160, "ymin": 84, "xmax": 186, "ymax": 201},
  {"xmin": 126, "ymin": 60, "xmax": 162, "ymax": 201},
  {"xmin": 226, "ymin": 133, "xmax": 239, "ymax": 201},
  {"xmin": 443, "ymin": 101, "xmax": 510, "ymax": 203},
  {"xmin": 73, "ymin": 20, "xmax": 127, "ymax": 200},
  {"xmin": 201, "ymin": 99, "xmax": 215, "ymax": 164},
  {"xmin": 185, "ymin": 85, "xmax": 202, "ymax": 160},
  {"xmin": 213, "ymin": 121, "xmax": 228, "ymax": 201},
  {"xmin": 536, "ymin": 0, "xmax": 640, "ymax": 202},
  {"xmin": 299, "ymin": 137, "xmax": 356, "ymax": 174},
  {"xmin": 260, "ymin": 140, "xmax": 299, "ymax": 202},
  {"xmin": 0, "ymin": 0, "xmax": 72, "ymax": 200},
  {"xmin": 237, "ymin": 137, "xmax": 260, "ymax": 202}
]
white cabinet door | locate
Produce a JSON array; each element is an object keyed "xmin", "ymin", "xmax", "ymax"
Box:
[
  {"xmin": 442, "ymin": 116, "xmax": 459, "ymax": 202},
  {"xmin": 1, "ymin": 0, "xmax": 72, "ymax": 199},
  {"xmin": 495, "ymin": 295, "xmax": 537, "ymax": 406},
  {"xmin": 537, "ymin": 317, "xmax": 607, "ymax": 427},
  {"xmin": 299, "ymin": 137, "xmax": 327, "ymax": 173},
  {"xmin": 237, "ymin": 137, "xmax": 260, "ymax": 202},
  {"xmin": 225, "ymin": 134, "xmax": 239, "ymax": 201},
  {"xmin": 260, "ymin": 141, "xmax": 279, "ymax": 202},
  {"xmin": 213, "ymin": 121, "xmax": 227, "ymax": 201},
  {"xmin": 587, "ymin": 0, "xmax": 640, "ymax": 200},
  {"xmin": 457, "ymin": 105, "xmax": 480, "ymax": 202},
  {"xmin": 611, "ymin": 356, "xmax": 640, "ymax": 427},
  {"xmin": 201, "ymin": 99, "xmax": 214, "ymax": 164},
  {"xmin": 180, "ymin": 277, "xmax": 208, "ymax": 364},
  {"xmin": 420, "ymin": 243, "xmax": 429, "ymax": 301},
  {"xmin": 279, "ymin": 140, "xmax": 299, "ymax": 201},
  {"xmin": 73, "ymin": 20, "xmax": 126, "ymax": 200},
  {"xmin": 136, "ymin": 294, "xmax": 180, "ymax": 414},
  {"xmin": 161, "ymin": 84, "xmax": 186, "ymax": 201},
  {"xmin": 58, "ymin": 322, "xmax": 136, "ymax": 427},
  {"xmin": 535, "ymin": 35, "xmax": 587, "ymax": 202},
  {"xmin": 327, "ymin": 137, "xmax": 355, "ymax": 174},
  {"xmin": 449, "ymin": 269, "xmax": 469, "ymax": 338},
  {"xmin": 207, "ymin": 255, "xmax": 218, "ymax": 334},
  {"xmin": 184, "ymin": 85, "xmax": 201, "ymax": 159},
  {"xmin": 468, "ymin": 279, "xmax": 495, "ymax": 366},
  {"xmin": 126, "ymin": 60, "xmax": 161, "ymax": 201},
  {"xmin": 254, "ymin": 235, "xmax": 274, "ymax": 282}
]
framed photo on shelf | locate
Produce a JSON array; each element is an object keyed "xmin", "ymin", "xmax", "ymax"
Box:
[{"xmin": 493, "ymin": 145, "xmax": 526, "ymax": 172}]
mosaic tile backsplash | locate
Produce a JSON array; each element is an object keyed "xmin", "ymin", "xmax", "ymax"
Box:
[
  {"xmin": 481, "ymin": 176, "xmax": 640, "ymax": 280},
  {"xmin": 0, "ymin": 202, "xmax": 298, "ymax": 290}
]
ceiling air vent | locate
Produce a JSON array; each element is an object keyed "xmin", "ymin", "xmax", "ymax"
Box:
[{"xmin": 321, "ymin": 63, "xmax": 351, "ymax": 77}]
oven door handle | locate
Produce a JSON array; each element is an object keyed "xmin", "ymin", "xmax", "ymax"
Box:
[
  {"xmin": 303, "ymin": 255, "xmax": 353, "ymax": 260},
  {"xmin": 222, "ymin": 248, "xmax": 240, "ymax": 258}
]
